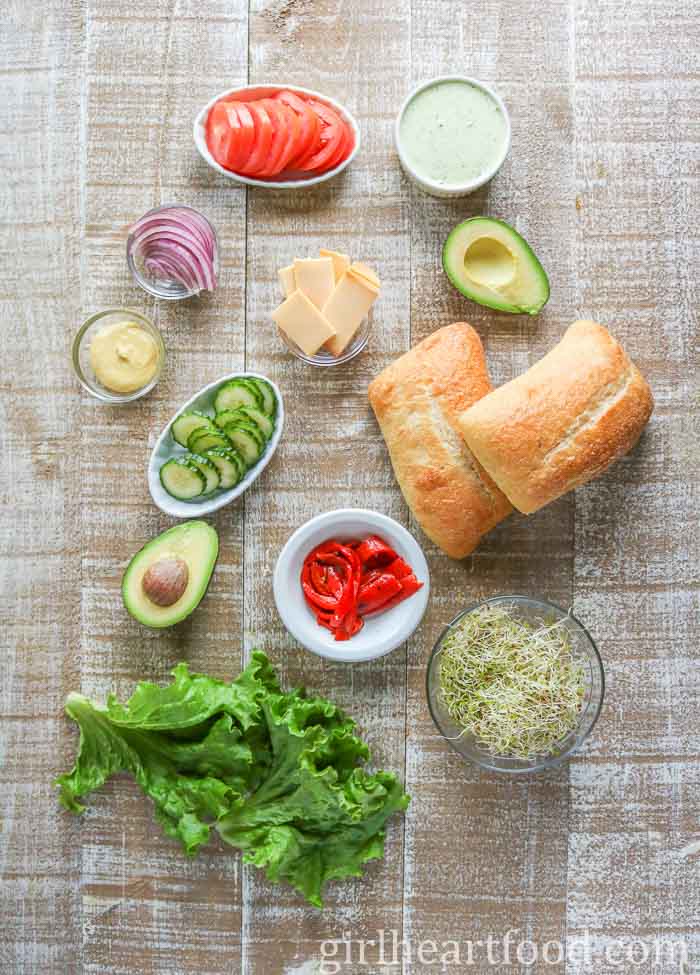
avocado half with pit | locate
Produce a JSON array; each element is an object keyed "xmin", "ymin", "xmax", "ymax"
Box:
[
  {"xmin": 442, "ymin": 217, "xmax": 550, "ymax": 315},
  {"xmin": 122, "ymin": 520, "xmax": 219, "ymax": 628}
]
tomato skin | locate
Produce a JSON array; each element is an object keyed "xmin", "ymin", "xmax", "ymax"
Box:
[
  {"xmin": 274, "ymin": 90, "xmax": 320, "ymax": 169},
  {"xmin": 227, "ymin": 102, "xmax": 256, "ymax": 173},
  {"xmin": 256, "ymin": 99, "xmax": 303, "ymax": 177},
  {"xmin": 206, "ymin": 101, "xmax": 239, "ymax": 171},
  {"xmin": 254, "ymin": 99, "xmax": 288, "ymax": 177},
  {"xmin": 273, "ymin": 103, "xmax": 303, "ymax": 174},
  {"xmin": 238, "ymin": 101, "xmax": 274, "ymax": 175},
  {"xmin": 297, "ymin": 98, "xmax": 346, "ymax": 173},
  {"xmin": 323, "ymin": 121, "xmax": 353, "ymax": 172}
]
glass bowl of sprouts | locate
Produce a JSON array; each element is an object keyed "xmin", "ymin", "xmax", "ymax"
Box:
[{"xmin": 426, "ymin": 595, "xmax": 605, "ymax": 773}]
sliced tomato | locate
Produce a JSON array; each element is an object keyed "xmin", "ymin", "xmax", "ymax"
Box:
[
  {"xmin": 206, "ymin": 100, "xmax": 239, "ymax": 171},
  {"xmin": 323, "ymin": 121, "xmax": 353, "ymax": 172},
  {"xmin": 273, "ymin": 103, "xmax": 303, "ymax": 174},
  {"xmin": 226, "ymin": 102, "xmax": 256, "ymax": 173},
  {"xmin": 274, "ymin": 90, "xmax": 320, "ymax": 169},
  {"xmin": 238, "ymin": 101, "xmax": 274, "ymax": 176},
  {"xmin": 298, "ymin": 99, "xmax": 347, "ymax": 173},
  {"xmin": 289, "ymin": 115, "xmax": 321, "ymax": 170},
  {"xmin": 256, "ymin": 99, "xmax": 288, "ymax": 176},
  {"xmin": 256, "ymin": 99, "xmax": 295, "ymax": 177}
]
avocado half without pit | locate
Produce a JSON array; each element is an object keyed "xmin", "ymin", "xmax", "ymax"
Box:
[
  {"xmin": 122, "ymin": 520, "xmax": 219, "ymax": 628},
  {"xmin": 442, "ymin": 217, "xmax": 550, "ymax": 315}
]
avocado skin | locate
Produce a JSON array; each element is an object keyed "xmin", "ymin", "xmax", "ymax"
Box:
[
  {"xmin": 442, "ymin": 216, "xmax": 550, "ymax": 316},
  {"xmin": 122, "ymin": 521, "xmax": 219, "ymax": 628}
]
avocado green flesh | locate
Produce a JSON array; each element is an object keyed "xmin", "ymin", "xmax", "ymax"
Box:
[
  {"xmin": 122, "ymin": 521, "xmax": 219, "ymax": 628},
  {"xmin": 442, "ymin": 217, "xmax": 550, "ymax": 315}
]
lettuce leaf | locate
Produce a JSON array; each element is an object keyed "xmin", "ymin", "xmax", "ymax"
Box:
[{"xmin": 55, "ymin": 651, "xmax": 409, "ymax": 906}]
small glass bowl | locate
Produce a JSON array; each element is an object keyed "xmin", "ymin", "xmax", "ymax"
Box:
[
  {"xmin": 71, "ymin": 308, "xmax": 165, "ymax": 403},
  {"xmin": 426, "ymin": 595, "xmax": 605, "ymax": 774},
  {"xmin": 277, "ymin": 310, "xmax": 372, "ymax": 367},
  {"xmin": 126, "ymin": 204, "xmax": 219, "ymax": 301}
]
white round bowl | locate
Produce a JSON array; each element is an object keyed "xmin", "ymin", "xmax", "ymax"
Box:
[
  {"xmin": 193, "ymin": 84, "xmax": 361, "ymax": 189},
  {"xmin": 148, "ymin": 372, "xmax": 284, "ymax": 518},
  {"xmin": 273, "ymin": 508, "xmax": 430, "ymax": 663},
  {"xmin": 394, "ymin": 75, "xmax": 511, "ymax": 199}
]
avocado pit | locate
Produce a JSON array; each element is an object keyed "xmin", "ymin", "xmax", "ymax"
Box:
[{"xmin": 142, "ymin": 557, "xmax": 189, "ymax": 607}]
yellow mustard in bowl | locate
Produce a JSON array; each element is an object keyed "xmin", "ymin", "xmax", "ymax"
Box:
[{"xmin": 89, "ymin": 319, "xmax": 159, "ymax": 394}]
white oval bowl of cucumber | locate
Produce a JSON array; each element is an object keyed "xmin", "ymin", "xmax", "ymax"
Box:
[{"xmin": 148, "ymin": 372, "xmax": 284, "ymax": 518}]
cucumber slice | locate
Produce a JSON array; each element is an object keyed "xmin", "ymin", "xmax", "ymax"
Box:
[
  {"xmin": 217, "ymin": 446, "xmax": 247, "ymax": 480},
  {"xmin": 213, "ymin": 379, "xmax": 263, "ymax": 413},
  {"xmin": 160, "ymin": 458, "xmax": 206, "ymax": 500},
  {"xmin": 223, "ymin": 423, "xmax": 263, "ymax": 466},
  {"xmin": 204, "ymin": 448, "xmax": 242, "ymax": 490},
  {"xmin": 237, "ymin": 405, "xmax": 274, "ymax": 440},
  {"xmin": 247, "ymin": 378, "xmax": 277, "ymax": 416},
  {"xmin": 228, "ymin": 418, "xmax": 264, "ymax": 449},
  {"xmin": 171, "ymin": 411, "xmax": 214, "ymax": 448},
  {"xmin": 188, "ymin": 428, "xmax": 232, "ymax": 453},
  {"xmin": 185, "ymin": 453, "xmax": 220, "ymax": 494},
  {"xmin": 214, "ymin": 408, "xmax": 244, "ymax": 431}
]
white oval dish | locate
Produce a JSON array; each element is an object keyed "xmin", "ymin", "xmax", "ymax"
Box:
[
  {"xmin": 394, "ymin": 75, "xmax": 511, "ymax": 199},
  {"xmin": 193, "ymin": 84, "xmax": 361, "ymax": 189},
  {"xmin": 148, "ymin": 372, "xmax": 284, "ymax": 518},
  {"xmin": 273, "ymin": 508, "xmax": 430, "ymax": 663}
]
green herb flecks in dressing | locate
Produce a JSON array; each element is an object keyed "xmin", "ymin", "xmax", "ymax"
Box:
[{"xmin": 400, "ymin": 81, "xmax": 507, "ymax": 187}]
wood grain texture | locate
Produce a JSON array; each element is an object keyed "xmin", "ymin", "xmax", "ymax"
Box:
[
  {"xmin": 567, "ymin": 3, "xmax": 700, "ymax": 973},
  {"xmin": 241, "ymin": 1, "xmax": 411, "ymax": 970},
  {"xmin": 1, "ymin": 0, "xmax": 698, "ymax": 973},
  {"xmin": 1, "ymin": 2, "xmax": 83, "ymax": 972},
  {"xmin": 402, "ymin": 4, "xmax": 576, "ymax": 972}
]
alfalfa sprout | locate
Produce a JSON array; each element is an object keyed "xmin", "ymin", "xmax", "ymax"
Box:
[{"xmin": 437, "ymin": 605, "xmax": 586, "ymax": 759}]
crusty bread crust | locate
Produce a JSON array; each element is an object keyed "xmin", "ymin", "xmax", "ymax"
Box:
[
  {"xmin": 368, "ymin": 322, "xmax": 512, "ymax": 558},
  {"xmin": 456, "ymin": 320, "xmax": 654, "ymax": 514}
]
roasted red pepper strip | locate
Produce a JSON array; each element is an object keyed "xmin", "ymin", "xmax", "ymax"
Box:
[
  {"xmin": 354, "ymin": 535, "xmax": 397, "ymax": 570},
  {"xmin": 301, "ymin": 564, "xmax": 341, "ymax": 611},
  {"xmin": 301, "ymin": 534, "xmax": 422, "ymax": 641},
  {"xmin": 357, "ymin": 571, "xmax": 402, "ymax": 614},
  {"xmin": 385, "ymin": 556, "xmax": 414, "ymax": 580},
  {"xmin": 301, "ymin": 539, "xmax": 361, "ymax": 640},
  {"xmin": 360, "ymin": 568, "xmax": 382, "ymax": 589},
  {"xmin": 369, "ymin": 573, "xmax": 424, "ymax": 615},
  {"xmin": 310, "ymin": 561, "xmax": 343, "ymax": 598}
]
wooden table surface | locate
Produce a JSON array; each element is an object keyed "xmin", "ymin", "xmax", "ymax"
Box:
[{"xmin": 2, "ymin": 1, "xmax": 699, "ymax": 973}]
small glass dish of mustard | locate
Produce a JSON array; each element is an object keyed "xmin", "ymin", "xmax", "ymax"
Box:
[{"xmin": 72, "ymin": 308, "xmax": 165, "ymax": 403}]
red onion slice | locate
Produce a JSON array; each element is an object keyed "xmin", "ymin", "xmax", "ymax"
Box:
[
  {"xmin": 135, "ymin": 228, "xmax": 213, "ymax": 291},
  {"xmin": 129, "ymin": 205, "xmax": 218, "ymax": 295}
]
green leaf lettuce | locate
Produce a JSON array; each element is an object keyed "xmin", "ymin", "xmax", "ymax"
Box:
[{"xmin": 55, "ymin": 651, "xmax": 409, "ymax": 906}]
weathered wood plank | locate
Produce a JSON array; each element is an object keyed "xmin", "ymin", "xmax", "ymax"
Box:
[
  {"xmin": 2, "ymin": 1, "xmax": 699, "ymax": 973},
  {"xmin": 71, "ymin": 1, "xmax": 249, "ymax": 972},
  {"xmin": 567, "ymin": 2, "xmax": 700, "ymax": 968},
  {"xmin": 0, "ymin": 2, "xmax": 84, "ymax": 972},
  {"xmin": 241, "ymin": 0, "xmax": 411, "ymax": 969},
  {"xmin": 402, "ymin": 3, "xmax": 577, "ymax": 971}
]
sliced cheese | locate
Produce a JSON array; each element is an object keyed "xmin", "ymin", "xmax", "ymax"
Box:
[
  {"xmin": 272, "ymin": 289, "xmax": 336, "ymax": 357},
  {"xmin": 349, "ymin": 261, "xmax": 380, "ymax": 289},
  {"xmin": 320, "ymin": 248, "xmax": 351, "ymax": 283},
  {"xmin": 278, "ymin": 264, "xmax": 296, "ymax": 298},
  {"xmin": 322, "ymin": 272, "xmax": 379, "ymax": 357},
  {"xmin": 293, "ymin": 257, "xmax": 335, "ymax": 311}
]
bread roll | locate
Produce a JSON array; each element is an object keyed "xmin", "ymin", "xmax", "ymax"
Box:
[
  {"xmin": 368, "ymin": 323, "xmax": 512, "ymax": 558},
  {"xmin": 457, "ymin": 320, "xmax": 654, "ymax": 514}
]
